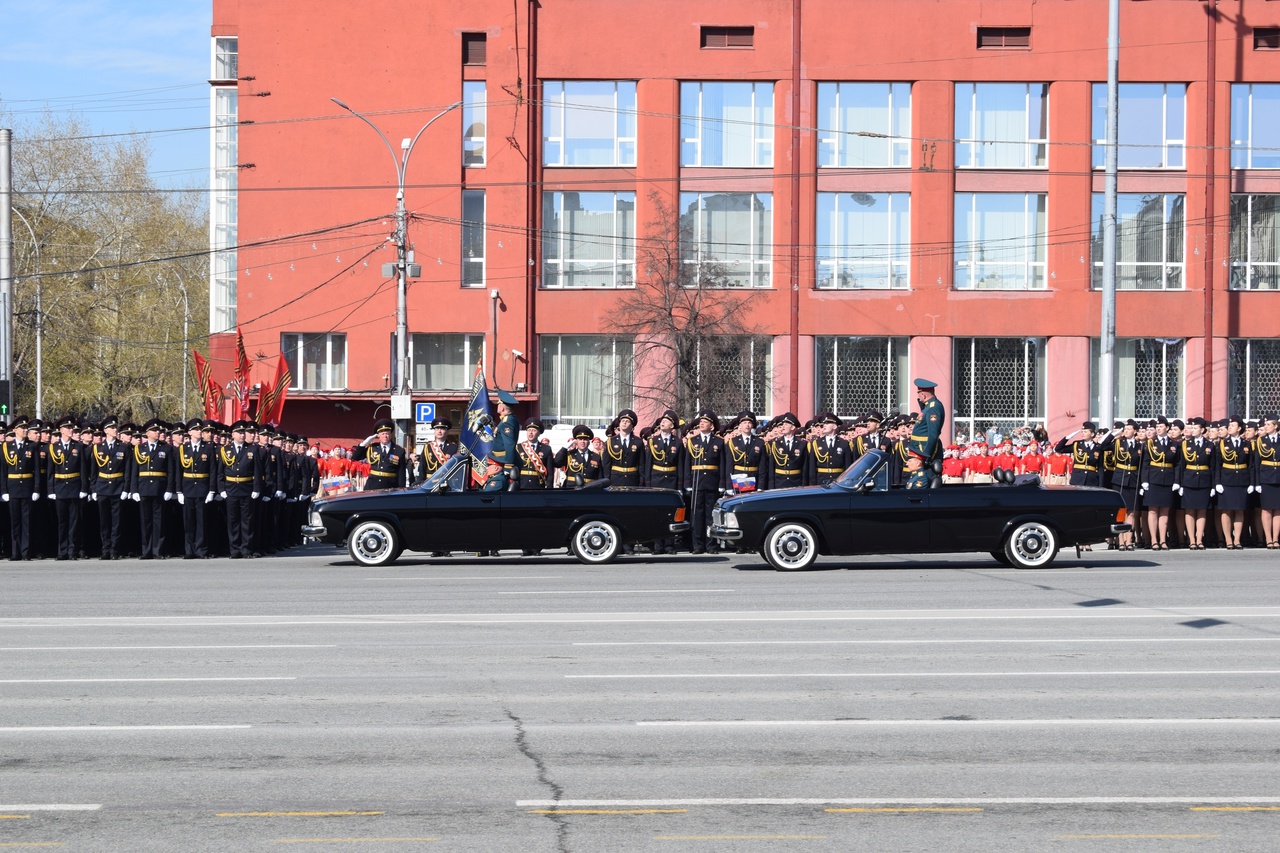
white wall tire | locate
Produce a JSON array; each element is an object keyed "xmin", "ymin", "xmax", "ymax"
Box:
[
  {"xmin": 571, "ymin": 520, "xmax": 621, "ymax": 565},
  {"xmin": 763, "ymin": 522, "xmax": 819, "ymax": 571},
  {"xmin": 1003, "ymin": 521, "xmax": 1057, "ymax": 569},
  {"xmin": 348, "ymin": 519, "xmax": 401, "ymax": 567}
]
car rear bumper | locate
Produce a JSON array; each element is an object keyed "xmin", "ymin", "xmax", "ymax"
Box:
[
  {"xmin": 669, "ymin": 522, "xmax": 691, "ymax": 534},
  {"xmin": 709, "ymin": 525, "xmax": 742, "ymax": 540}
]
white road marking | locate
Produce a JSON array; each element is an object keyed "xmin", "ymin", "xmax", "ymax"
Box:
[
  {"xmin": 0, "ymin": 645, "xmax": 335, "ymax": 651},
  {"xmin": 0, "ymin": 725, "xmax": 252, "ymax": 732},
  {"xmin": 516, "ymin": 797, "xmax": 1280, "ymax": 807},
  {"xmin": 0, "ymin": 805, "xmax": 102, "ymax": 811},
  {"xmin": 366, "ymin": 576, "xmax": 563, "ymax": 581},
  {"xmin": 575, "ymin": 637, "xmax": 1280, "ymax": 646},
  {"xmin": 498, "ymin": 589, "xmax": 735, "ymax": 595},
  {"xmin": 635, "ymin": 718, "xmax": 1280, "ymax": 727},
  {"xmin": 973, "ymin": 570, "xmax": 1175, "ymax": 575},
  {"xmin": 567, "ymin": 670, "xmax": 1280, "ymax": 679},
  {"xmin": 1, "ymin": 606, "xmax": 1278, "ymax": 627},
  {"xmin": 0, "ymin": 677, "xmax": 296, "ymax": 684}
]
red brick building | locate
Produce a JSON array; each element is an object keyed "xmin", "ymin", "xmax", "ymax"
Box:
[{"xmin": 209, "ymin": 0, "xmax": 1280, "ymax": 446}]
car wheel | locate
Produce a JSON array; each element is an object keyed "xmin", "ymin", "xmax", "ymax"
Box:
[
  {"xmin": 763, "ymin": 522, "xmax": 819, "ymax": 571},
  {"xmin": 571, "ymin": 520, "xmax": 621, "ymax": 565},
  {"xmin": 1003, "ymin": 520, "xmax": 1057, "ymax": 570},
  {"xmin": 348, "ymin": 519, "xmax": 402, "ymax": 567}
]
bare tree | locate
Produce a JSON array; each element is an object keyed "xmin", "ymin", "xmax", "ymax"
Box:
[
  {"xmin": 4, "ymin": 108, "xmax": 208, "ymax": 421},
  {"xmin": 605, "ymin": 191, "xmax": 769, "ymax": 417}
]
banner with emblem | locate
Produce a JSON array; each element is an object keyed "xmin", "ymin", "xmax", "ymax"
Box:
[
  {"xmin": 460, "ymin": 358, "xmax": 494, "ymax": 486},
  {"xmin": 256, "ymin": 353, "xmax": 291, "ymax": 427}
]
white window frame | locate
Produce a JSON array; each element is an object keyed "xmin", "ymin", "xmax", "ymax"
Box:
[
  {"xmin": 816, "ymin": 192, "xmax": 910, "ymax": 290},
  {"xmin": 953, "ymin": 337, "xmax": 1046, "ymax": 443},
  {"xmin": 1091, "ymin": 193, "xmax": 1185, "ymax": 290},
  {"xmin": 679, "ymin": 191, "xmax": 773, "ymax": 288},
  {"xmin": 1228, "ymin": 338, "xmax": 1280, "ymax": 419},
  {"xmin": 1091, "ymin": 337, "xmax": 1185, "ymax": 420},
  {"xmin": 1093, "ymin": 83, "xmax": 1186, "ymax": 170},
  {"xmin": 954, "ymin": 192, "xmax": 1047, "ymax": 290},
  {"xmin": 463, "ymin": 81, "xmax": 486, "ymax": 167},
  {"xmin": 282, "ymin": 333, "xmax": 347, "ymax": 391},
  {"xmin": 542, "ymin": 81, "xmax": 637, "ymax": 167},
  {"xmin": 542, "ymin": 191, "xmax": 636, "ymax": 289},
  {"xmin": 1231, "ymin": 84, "xmax": 1280, "ymax": 169},
  {"xmin": 462, "ymin": 190, "xmax": 485, "ymax": 288},
  {"xmin": 209, "ymin": 38, "xmax": 238, "ymax": 334},
  {"xmin": 538, "ymin": 335, "xmax": 634, "ymax": 427},
  {"xmin": 817, "ymin": 82, "xmax": 911, "ymax": 168},
  {"xmin": 1229, "ymin": 194, "xmax": 1280, "ymax": 290},
  {"xmin": 680, "ymin": 81, "xmax": 774, "ymax": 168},
  {"xmin": 409, "ymin": 333, "xmax": 485, "ymax": 391},
  {"xmin": 955, "ymin": 82, "xmax": 1049, "ymax": 169},
  {"xmin": 212, "ymin": 36, "xmax": 237, "ymax": 81}
]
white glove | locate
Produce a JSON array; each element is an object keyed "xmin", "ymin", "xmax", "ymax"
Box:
[
  {"xmin": 2, "ymin": 494, "xmax": 8, "ymax": 502},
  {"xmin": 1142, "ymin": 483, "xmax": 1149, "ymax": 490},
  {"xmin": 132, "ymin": 492, "xmax": 141, "ymax": 502},
  {"xmin": 89, "ymin": 492, "xmax": 97, "ymax": 502},
  {"xmin": 48, "ymin": 493, "xmax": 57, "ymax": 501},
  {"xmin": 275, "ymin": 490, "xmax": 285, "ymax": 499},
  {"xmin": 1139, "ymin": 488, "xmax": 1146, "ymax": 497},
  {"xmin": 251, "ymin": 491, "xmax": 260, "ymax": 499},
  {"xmin": 1247, "ymin": 485, "xmax": 1256, "ymax": 494},
  {"xmin": 79, "ymin": 492, "xmax": 87, "ymax": 499},
  {"xmin": 1215, "ymin": 485, "xmax": 1224, "ymax": 494},
  {"xmin": 206, "ymin": 492, "xmax": 215, "ymax": 504},
  {"xmin": 164, "ymin": 491, "xmax": 173, "ymax": 501},
  {"xmin": 261, "ymin": 495, "xmax": 270, "ymax": 502},
  {"xmin": 177, "ymin": 493, "xmax": 185, "ymax": 505},
  {"xmin": 1173, "ymin": 484, "xmax": 1182, "ymax": 494},
  {"xmin": 220, "ymin": 491, "xmax": 228, "ymax": 499},
  {"xmin": 32, "ymin": 493, "xmax": 40, "ymax": 502},
  {"xmin": 723, "ymin": 488, "xmax": 734, "ymax": 496}
]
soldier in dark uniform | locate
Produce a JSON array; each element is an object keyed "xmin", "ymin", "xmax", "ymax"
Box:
[
  {"xmin": 806, "ymin": 413, "xmax": 851, "ymax": 486},
  {"xmin": 247, "ymin": 424, "xmax": 276, "ymax": 555},
  {"xmin": 1140, "ymin": 416, "xmax": 1177, "ymax": 549},
  {"xmin": 218, "ymin": 420, "xmax": 263, "ymax": 559},
  {"xmin": 416, "ymin": 418, "xmax": 458, "ymax": 483},
  {"xmin": 853, "ymin": 411, "xmax": 890, "ymax": 458},
  {"xmin": 30, "ymin": 419, "xmax": 55, "ymax": 558},
  {"xmin": 553, "ymin": 425, "xmax": 603, "ymax": 488},
  {"xmin": 76, "ymin": 421, "xmax": 99, "ymax": 558},
  {"xmin": 516, "ymin": 419, "xmax": 555, "ymax": 490},
  {"xmin": 115, "ymin": 423, "xmax": 143, "ymax": 557},
  {"xmin": 295, "ymin": 434, "xmax": 321, "ymax": 547},
  {"xmin": 1215, "ymin": 415, "xmax": 1252, "ymax": 550},
  {"xmin": 643, "ymin": 409, "xmax": 683, "ymax": 554},
  {"xmin": 484, "ymin": 390, "xmax": 521, "ymax": 491},
  {"xmin": 681, "ymin": 409, "xmax": 725, "ymax": 554},
  {"xmin": 762, "ymin": 412, "xmax": 806, "ymax": 491},
  {"xmin": 1053, "ymin": 421, "xmax": 1112, "ymax": 488},
  {"xmin": 725, "ymin": 411, "xmax": 764, "ymax": 494},
  {"xmin": 205, "ymin": 422, "xmax": 230, "ymax": 557},
  {"xmin": 1109, "ymin": 419, "xmax": 1143, "ymax": 550},
  {"xmin": 1253, "ymin": 413, "xmax": 1280, "ymax": 549},
  {"xmin": 89, "ymin": 417, "xmax": 131, "ymax": 559},
  {"xmin": 1177, "ymin": 417, "xmax": 1214, "ymax": 550},
  {"xmin": 46, "ymin": 415, "xmax": 87, "ymax": 560},
  {"xmin": 351, "ymin": 419, "xmax": 409, "ymax": 490},
  {"xmin": 129, "ymin": 418, "xmax": 172, "ymax": 560},
  {"xmin": 176, "ymin": 417, "xmax": 215, "ymax": 558},
  {"xmin": 2, "ymin": 417, "xmax": 44, "ymax": 560},
  {"xmin": 602, "ymin": 409, "xmax": 644, "ymax": 487}
]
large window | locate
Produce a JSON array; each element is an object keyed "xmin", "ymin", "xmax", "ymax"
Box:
[
  {"xmin": 817, "ymin": 82, "xmax": 911, "ymax": 168},
  {"xmin": 1228, "ymin": 339, "xmax": 1280, "ymax": 419},
  {"xmin": 213, "ymin": 37, "xmax": 237, "ymax": 81},
  {"xmin": 1229, "ymin": 195, "xmax": 1280, "ymax": 290},
  {"xmin": 679, "ymin": 192, "xmax": 772, "ymax": 288},
  {"xmin": 410, "ymin": 333, "xmax": 485, "ymax": 391},
  {"xmin": 681, "ymin": 82, "xmax": 774, "ymax": 167},
  {"xmin": 543, "ymin": 81, "xmax": 637, "ymax": 167},
  {"xmin": 954, "ymin": 193, "xmax": 1047, "ymax": 290},
  {"xmin": 542, "ymin": 191, "xmax": 635, "ymax": 288},
  {"xmin": 539, "ymin": 336, "xmax": 633, "ymax": 427},
  {"xmin": 1093, "ymin": 83, "xmax": 1186, "ymax": 169},
  {"xmin": 1231, "ymin": 84, "xmax": 1280, "ymax": 169},
  {"xmin": 210, "ymin": 38, "xmax": 238, "ymax": 334},
  {"xmin": 1091, "ymin": 338, "xmax": 1184, "ymax": 419},
  {"xmin": 282, "ymin": 333, "xmax": 346, "ymax": 391},
  {"xmin": 815, "ymin": 336, "xmax": 909, "ymax": 416},
  {"xmin": 953, "ymin": 337, "xmax": 1045, "ymax": 442},
  {"xmin": 1091, "ymin": 193, "xmax": 1185, "ymax": 290},
  {"xmin": 955, "ymin": 82, "xmax": 1048, "ymax": 169},
  {"xmin": 817, "ymin": 192, "xmax": 910, "ymax": 289},
  {"xmin": 463, "ymin": 81, "xmax": 485, "ymax": 167},
  {"xmin": 462, "ymin": 190, "xmax": 485, "ymax": 288},
  {"xmin": 683, "ymin": 336, "xmax": 772, "ymax": 418}
]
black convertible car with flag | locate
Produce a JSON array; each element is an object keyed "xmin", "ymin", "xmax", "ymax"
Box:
[{"xmin": 709, "ymin": 449, "xmax": 1130, "ymax": 571}]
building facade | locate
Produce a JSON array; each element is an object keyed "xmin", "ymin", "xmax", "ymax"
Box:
[{"xmin": 209, "ymin": 0, "xmax": 1280, "ymax": 444}]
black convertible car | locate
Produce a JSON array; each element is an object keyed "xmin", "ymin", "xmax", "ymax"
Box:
[
  {"xmin": 710, "ymin": 449, "xmax": 1130, "ymax": 570},
  {"xmin": 303, "ymin": 454, "xmax": 689, "ymax": 567}
]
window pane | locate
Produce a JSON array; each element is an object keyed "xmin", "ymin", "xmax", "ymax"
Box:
[
  {"xmin": 462, "ymin": 190, "xmax": 485, "ymax": 287},
  {"xmin": 817, "ymin": 192, "xmax": 910, "ymax": 289},
  {"xmin": 681, "ymin": 82, "xmax": 774, "ymax": 167},
  {"xmin": 463, "ymin": 81, "xmax": 485, "ymax": 167}
]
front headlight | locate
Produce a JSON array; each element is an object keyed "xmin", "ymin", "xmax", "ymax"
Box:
[
  {"xmin": 720, "ymin": 511, "xmax": 739, "ymax": 529},
  {"xmin": 309, "ymin": 510, "xmax": 323, "ymax": 527}
]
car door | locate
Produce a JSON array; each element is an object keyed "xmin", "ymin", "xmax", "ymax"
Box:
[
  {"xmin": 847, "ymin": 482, "xmax": 929, "ymax": 553},
  {"xmin": 423, "ymin": 488, "xmax": 501, "ymax": 550},
  {"xmin": 926, "ymin": 484, "xmax": 1010, "ymax": 551},
  {"xmin": 497, "ymin": 489, "xmax": 580, "ymax": 550}
]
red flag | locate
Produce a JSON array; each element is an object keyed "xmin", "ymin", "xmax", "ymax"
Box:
[
  {"xmin": 192, "ymin": 350, "xmax": 217, "ymax": 420},
  {"xmin": 259, "ymin": 353, "xmax": 292, "ymax": 427},
  {"xmin": 232, "ymin": 328, "xmax": 253, "ymax": 419}
]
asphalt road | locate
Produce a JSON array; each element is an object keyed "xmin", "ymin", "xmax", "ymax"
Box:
[{"xmin": 0, "ymin": 545, "xmax": 1277, "ymax": 852}]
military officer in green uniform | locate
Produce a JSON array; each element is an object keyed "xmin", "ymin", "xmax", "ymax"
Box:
[
  {"xmin": 484, "ymin": 389, "xmax": 521, "ymax": 491},
  {"xmin": 906, "ymin": 378, "xmax": 946, "ymax": 489}
]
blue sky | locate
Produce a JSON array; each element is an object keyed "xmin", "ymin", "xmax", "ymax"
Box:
[{"xmin": 0, "ymin": 0, "xmax": 212, "ymax": 188}]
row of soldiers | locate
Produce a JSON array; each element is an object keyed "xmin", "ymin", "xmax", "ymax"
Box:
[
  {"xmin": 0, "ymin": 415, "xmax": 320, "ymax": 561},
  {"xmin": 1054, "ymin": 414, "xmax": 1280, "ymax": 550}
]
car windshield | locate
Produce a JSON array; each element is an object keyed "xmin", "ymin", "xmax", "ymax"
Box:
[
  {"xmin": 833, "ymin": 449, "xmax": 888, "ymax": 490},
  {"xmin": 422, "ymin": 454, "xmax": 468, "ymax": 493}
]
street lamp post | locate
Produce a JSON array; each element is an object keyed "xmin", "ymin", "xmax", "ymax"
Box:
[
  {"xmin": 10, "ymin": 208, "xmax": 40, "ymax": 419},
  {"xmin": 330, "ymin": 98, "xmax": 461, "ymax": 447}
]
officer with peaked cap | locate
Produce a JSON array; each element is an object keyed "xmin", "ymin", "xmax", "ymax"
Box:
[
  {"xmin": 2, "ymin": 416, "xmax": 43, "ymax": 559},
  {"xmin": 516, "ymin": 418, "xmax": 554, "ymax": 490},
  {"xmin": 906, "ymin": 378, "xmax": 947, "ymax": 489},
  {"xmin": 553, "ymin": 424, "xmax": 603, "ymax": 489},
  {"xmin": 763, "ymin": 412, "xmax": 806, "ymax": 491},
  {"xmin": 352, "ymin": 418, "xmax": 409, "ymax": 490},
  {"xmin": 682, "ymin": 409, "xmax": 725, "ymax": 554},
  {"xmin": 484, "ymin": 389, "xmax": 521, "ymax": 492},
  {"xmin": 725, "ymin": 410, "xmax": 763, "ymax": 496},
  {"xmin": 217, "ymin": 420, "xmax": 264, "ymax": 559},
  {"xmin": 416, "ymin": 417, "xmax": 458, "ymax": 484},
  {"xmin": 177, "ymin": 417, "xmax": 215, "ymax": 558},
  {"xmin": 1054, "ymin": 420, "xmax": 1112, "ymax": 488},
  {"xmin": 603, "ymin": 408, "xmax": 643, "ymax": 488},
  {"xmin": 47, "ymin": 415, "xmax": 87, "ymax": 560},
  {"xmin": 642, "ymin": 409, "xmax": 683, "ymax": 554}
]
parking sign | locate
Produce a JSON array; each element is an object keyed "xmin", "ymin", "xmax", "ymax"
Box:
[{"xmin": 415, "ymin": 402, "xmax": 436, "ymax": 423}]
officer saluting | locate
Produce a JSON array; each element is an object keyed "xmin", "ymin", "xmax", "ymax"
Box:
[
  {"xmin": 416, "ymin": 418, "xmax": 458, "ymax": 483},
  {"xmin": 906, "ymin": 377, "xmax": 946, "ymax": 489},
  {"xmin": 762, "ymin": 412, "xmax": 805, "ymax": 490},
  {"xmin": 352, "ymin": 419, "xmax": 409, "ymax": 490},
  {"xmin": 553, "ymin": 425, "xmax": 603, "ymax": 488}
]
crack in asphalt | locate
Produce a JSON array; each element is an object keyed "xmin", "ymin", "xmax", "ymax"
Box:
[{"xmin": 507, "ymin": 708, "xmax": 570, "ymax": 853}]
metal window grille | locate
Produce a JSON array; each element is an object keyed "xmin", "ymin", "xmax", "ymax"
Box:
[
  {"xmin": 953, "ymin": 337, "xmax": 1044, "ymax": 442},
  {"xmin": 685, "ymin": 336, "xmax": 772, "ymax": 417},
  {"xmin": 1228, "ymin": 339, "xmax": 1280, "ymax": 419},
  {"xmin": 815, "ymin": 337, "xmax": 907, "ymax": 416},
  {"xmin": 1229, "ymin": 195, "xmax": 1280, "ymax": 290},
  {"xmin": 1091, "ymin": 338, "xmax": 1185, "ymax": 420},
  {"xmin": 1092, "ymin": 193, "xmax": 1185, "ymax": 290}
]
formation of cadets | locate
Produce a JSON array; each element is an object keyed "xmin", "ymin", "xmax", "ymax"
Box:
[
  {"xmin": 1051, "ymin": 414, "xmax": 1280, "ymax": 551},
  {"xmin": 0, "ymin": 414, "xmax": 320, "ymax": 561}
]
